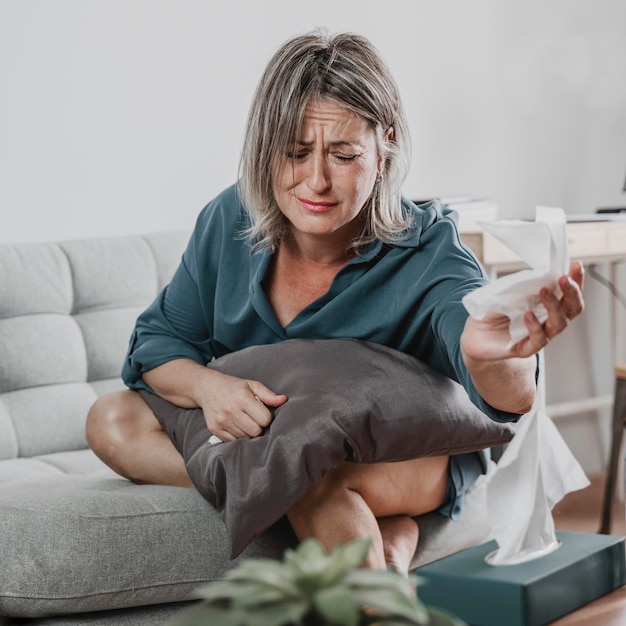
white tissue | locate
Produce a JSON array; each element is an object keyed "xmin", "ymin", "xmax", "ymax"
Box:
[
  {"xmin": 461, "ymin": 206, "xmax": 589, "ymax": 565},
  {"xmin": 462, "ymin": 206, "xmax": 570, "ymax": 347},
  {"xmin": 484, "ymin": 353, "xmax": 589, "ymax": 565}
]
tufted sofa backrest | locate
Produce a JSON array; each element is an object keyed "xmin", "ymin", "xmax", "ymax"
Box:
[{"xmin": 0, "ymin": 232, "xmax": 188, "ymax": 460}]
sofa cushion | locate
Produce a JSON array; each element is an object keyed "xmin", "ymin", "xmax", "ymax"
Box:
[
  {"xmin": 0, "ymin": 232, "xmax": 188, "ymax": 461},
  {"xmin": 0, "ymin": 464, "xmax": 295, "ymax": 618},
  {"xmin": 13, "ymin": 602, "xmax": 197, "ymax": 625},
  {"xmin": 0, "ymin": 242, "xmax": 72, "ymax": 318},
  {"xmin": 145, "ymin": 338, "xmax": 513, "ymax": 558},
  {"xmin": 60, "ymin": 238, "xmax": 160, "ymax": 312},
  {"xmin": 0, "ymin": 398, "xmax": 18, "ymax": 460},
  {"xmin": 74, "ymin": 308, "xmax": 146, "ymax": 381},
  {"xmin": 2, "ymin": 384, "xmax": 97, "ymax": 458},
  {"xmin": 0, "ymin": 315, "xmax": 87, "ymax": 394},
  {"xmin": 0, "ymin": 449, "xmax": 111, "ymax": 486},
  {"xmin": 0, "ymin": 448, "xmax": 491, "ymax": 618}
]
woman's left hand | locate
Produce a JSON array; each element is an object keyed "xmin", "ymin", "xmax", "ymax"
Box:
[{"xmin": 462, "ymin": 260, "xmax": 585, "ymax": 363}]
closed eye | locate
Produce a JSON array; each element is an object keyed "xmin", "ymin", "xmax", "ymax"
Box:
[
  {"xmin": 284, "ymin": 150, "xmax": 360, "ymax": 162},
  {"xmin": 286, "ymin": 151, "xmax": 308, "ymax": 160}
]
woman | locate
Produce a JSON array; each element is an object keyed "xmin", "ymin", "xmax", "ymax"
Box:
[{"xmin": 86, "ymin": 31, "xmax": 584, "ymax": 575}]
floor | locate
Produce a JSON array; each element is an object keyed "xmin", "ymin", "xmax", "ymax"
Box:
[{"xmin": 548, "ymin": 472, "xmax": 626, "ymax": 626}]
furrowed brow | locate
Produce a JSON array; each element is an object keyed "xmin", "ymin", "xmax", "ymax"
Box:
[{"xmin": 295, "ymin": 140, "xmax": 363, "ymax": 149}]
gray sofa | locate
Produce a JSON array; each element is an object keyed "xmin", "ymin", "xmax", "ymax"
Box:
[{"xmin": 0, "ymin": 232, "xmax": 493, "ymax": 624}]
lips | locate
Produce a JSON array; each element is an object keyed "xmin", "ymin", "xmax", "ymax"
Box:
[{"xmin": 297, "ymin": 198, "xmax": 337, "ymax": 213}]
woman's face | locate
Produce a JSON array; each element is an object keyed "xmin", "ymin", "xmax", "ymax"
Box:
[{"xmin": 272, "ymin": 100, "xmax": 382, "ymax": 247}]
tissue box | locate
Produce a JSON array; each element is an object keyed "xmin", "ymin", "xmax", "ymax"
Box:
[{"xmin": 416, "ymin": 531, "xmax": 626, "ymax": 626}]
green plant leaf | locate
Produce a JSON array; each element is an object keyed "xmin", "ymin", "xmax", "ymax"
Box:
[
  {"xmin": 311, "ymin": 585, "xmax": 360, "ymax": 626},
  {"xmin": 285, "ymin": 540, "xmax": 337, "ymax": 596},
  {"xmin": 328, "ymin": 537, "xmax": 372, "ymax": 572},
  {"xmin": 228, "ymin": 558, "xmax": 292, "ymax": 581},
  {"xmin": 290, "ymin": 537, "xmax": 374, "ymax": 594},
  {"xmin": 344, "ymin": 568, "xmax": 421, "ymax": 612},
  {"xmin": 242, "ymin": 599, "xmax": 310, "ymax": 626},
  {"xmin": 290, "ymin": 538, "xmax": 328, "ymax": 573},
  {"xmin": 197, "ymin": 579, "xmax": 279, "ymax": 602},
  {"xmin": 345, "ymin": 568, "xmax": 413, "ymax": 591},
  {"xmin": 313, "ymin": 538, "xmax": 373, "ymax": 588},
  {"xmin": 224, "ymin": 560, "xmax": 301, "ymax": 596},
  {"xmin": 230, "ymin": 586, "xmax": 294, "ymax": 608},
  {"xmin": 350, "ymin": 586, "xmax": 429, "ymax": 624}
]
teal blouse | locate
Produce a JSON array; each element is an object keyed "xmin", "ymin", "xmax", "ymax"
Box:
[{"xmin": 122, "ymin": 183, "xmax": 519, "ymax": 426}]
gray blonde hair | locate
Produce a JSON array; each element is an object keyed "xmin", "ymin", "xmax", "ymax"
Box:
[{"xmin": 238, "ymin": 31, "xmax": 412, "ymax": 252}]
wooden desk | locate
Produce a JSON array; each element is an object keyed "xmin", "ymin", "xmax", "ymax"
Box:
[{"xmin": 461, "ymin": 219, "xmax": 626, "ymax": 279}]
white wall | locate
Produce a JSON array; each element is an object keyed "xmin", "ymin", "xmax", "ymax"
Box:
[
  {"xmin": 1, "ymin": 0, "xmax": 625, "ymax": 472},
  {"xmin": 2, "ymin": 0, "xmax": 625, "ymax": 242}
]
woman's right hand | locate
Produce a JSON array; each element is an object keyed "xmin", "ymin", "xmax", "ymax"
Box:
[
  {"xmin": 142, "ymin": 358, "xmax": 288, "ymax": 442},
  {"xmin": 196, "ymin": 370, "xmax": 288, "ymax": 442}
]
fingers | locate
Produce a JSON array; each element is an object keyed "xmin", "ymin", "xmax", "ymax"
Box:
[
  {"xmin": 521, "ymin": 262, "xmax": 585, "ymax": 352},
  {"xmin": 521, "ymin": 309, "xmax": 551, "ymax": 353},
  {"xmin": 249, "ymin": 381, "xmax": 289, "ymax": 408},
  {"xmin": 568, "ymin": 259, "xmax": 585, "ymax": 290},
  {"xmin": 204, "ymin": 378, "xmax": 287, "ymax": 443},
  {"xmin": 558, "ymin": 260, "xmax": 585, "ymax": 319},
  {"xmin": 209, "ymin": 395, "xmax": 271, "ymax": 441},
  {"xmin": 520, "ymin": 303, "xmax": 561, "ymax": 355},
  {"xmin": 541, "ymin": 287, "xmax": 569, "ymax": 338}
]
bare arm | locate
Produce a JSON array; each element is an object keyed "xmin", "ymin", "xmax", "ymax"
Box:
[
  {"xmin": 143, "ymin": 358, "xmax": 288, "ymax": 442},
  {"xmin": 460, "ymin": 261, "xmax": 585, "ymax": 414}
]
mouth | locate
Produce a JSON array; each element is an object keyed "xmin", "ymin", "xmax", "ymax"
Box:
[{"xmin": 297, "ymin": 198, "xmax": 337, "ymax": 213}]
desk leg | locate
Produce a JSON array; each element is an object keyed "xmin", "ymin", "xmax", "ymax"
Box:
[
  {"xmin": 611, "ymin": 262, "xmax": 625, "ymax": 365},
  {"xmin": 600, "ymin": 374, "xmax": 626, "ymax": 534},
  {"xmin": 611, "ymin": 263, "xmax": 625, "ymax": 507}
]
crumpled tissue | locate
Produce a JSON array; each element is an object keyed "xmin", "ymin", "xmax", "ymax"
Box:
[
  {"xmin": 463, "ymin": 206, "xmax": 570, "ymax": 348},
  {"xmin": 462, "ymin": 206, "xmax": 589, "ymax": 565}
]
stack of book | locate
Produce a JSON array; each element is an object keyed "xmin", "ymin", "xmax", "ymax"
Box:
[{"xmin": 413, "ymin": 196, "xmax": 498, "ymax": 232}]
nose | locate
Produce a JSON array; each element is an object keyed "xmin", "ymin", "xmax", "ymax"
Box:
[{"xmin": 305, "ymin": 152, "xmax": 331, "ymax": 194}]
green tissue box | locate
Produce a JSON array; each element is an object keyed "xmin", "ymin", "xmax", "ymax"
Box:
[{"xmin": 416, "ymin": 531, "xmax": 625, "ymax": 626}]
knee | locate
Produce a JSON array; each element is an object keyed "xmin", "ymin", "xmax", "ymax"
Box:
[
  {"xmin": 316, "ymin": 463, "xmax": 366, "ymax": 496},
  {"xmin": 287, "ymin": 464, "xmax": 364, "ymax": 534},
  {"xmin": 295, "ymin": 464, "xmax": 356, "ymax": 508},
  {"xmin": 85, "ymin": 392, "xmax": 135, "ymax": 461}
]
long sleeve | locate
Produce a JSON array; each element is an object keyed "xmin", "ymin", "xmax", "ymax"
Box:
[
  {"xmin": 121, "ymin": 186, "xmax": 242, "ymax": 389},
  {"xmin": 122, "ymin": 253, "xmax": 214, "ymax": 389}
]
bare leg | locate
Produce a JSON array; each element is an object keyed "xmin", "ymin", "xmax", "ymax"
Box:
[
  {"xmin": 88, "ymin": 392, "xmax": 447, "ymax": 570},
  {"xmin": 287, "ymin": 456, "xmax": 449, "ymax": 571},
  {"xmin": 379, "ymin": 516, "xmax": 420, "ymax": 575},
  {"xmin": 86, "ymin": 390, "xmax": 193, "ymax": 488}
]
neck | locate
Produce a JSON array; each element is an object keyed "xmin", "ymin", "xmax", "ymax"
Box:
[{"xmin": 281, "ymin": 230, "xmax": 355, "ymax": 268}]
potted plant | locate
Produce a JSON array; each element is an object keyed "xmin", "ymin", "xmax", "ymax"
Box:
[{"xmin": 168, "ymin": 537, "xmax": 465, "ymax": 625}]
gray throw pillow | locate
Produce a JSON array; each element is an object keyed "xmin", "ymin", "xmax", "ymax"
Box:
[{"xmin": 142, "ymin": 338, "xmax": 515, "ymax": 558}]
